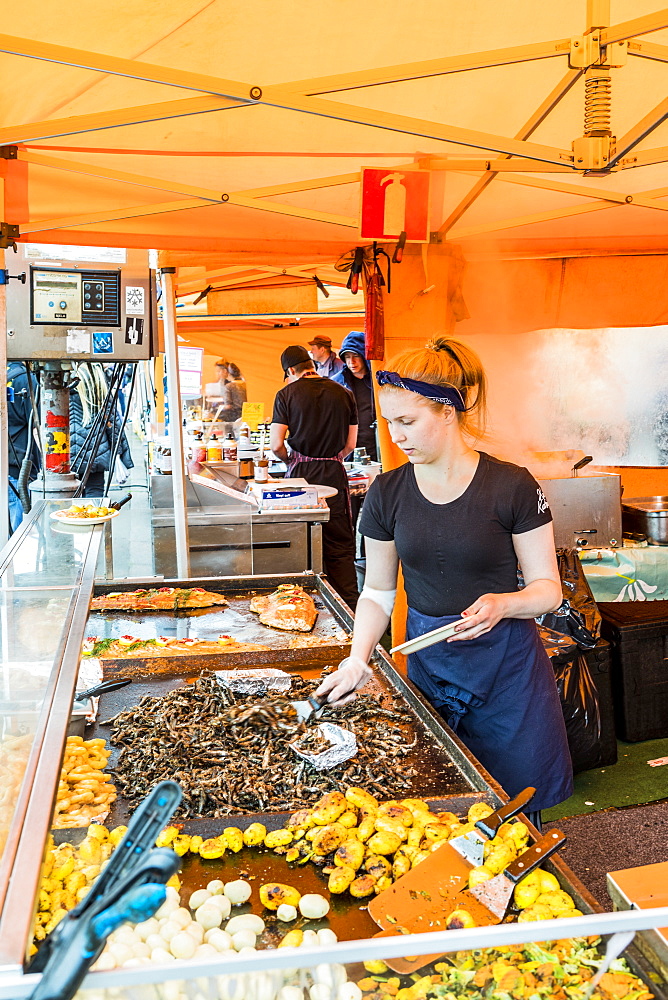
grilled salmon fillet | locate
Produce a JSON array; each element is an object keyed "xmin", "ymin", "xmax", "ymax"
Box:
[
  {"xmin": 90, "ymin": 587, "xmax": 228, "ymax": 612},
  {"xmin": 249, "ymin": 584, "xmax": 318, "ymax": 632}
]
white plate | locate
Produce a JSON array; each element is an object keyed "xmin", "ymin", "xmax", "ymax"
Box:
[
  {"xmin": 50, "ymin": 509, "xmax": 120, "ymax": 526},
  {"xmin": 315, "ymin": 485, "xmax": 338, "ymax": 499}
]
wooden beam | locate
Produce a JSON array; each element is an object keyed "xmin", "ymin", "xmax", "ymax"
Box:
[
  {"xmin": 0, "ymin": 95, "xmax": 241, "ymax": 146},
  {"xmin": 283, "ymin": 39, "xmax": 571, "ymax": 95},
  {"xmin": 601, "ymin": 8, "xmax": 668, "ymax": 45},
  {"xmin": 607, "ymin": 97, "xmax": 668, "ymax": 168},
  {"xmin": 439, "ymin": 68, "xmax": 581, "ymax": 232}
]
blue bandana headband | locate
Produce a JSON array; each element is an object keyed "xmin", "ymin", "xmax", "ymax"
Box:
[{"xmin": 375, "ymin": 370, "xmax": 467, "ymax": 411}]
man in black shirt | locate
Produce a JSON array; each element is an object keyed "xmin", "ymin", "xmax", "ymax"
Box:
[
  {"xmin": 270, "ymin": 346, "xmax": 359, "ymax": 608},
  {"xmin": 332, "ymin": 331, "xmax": 377, "ymax": 461}
]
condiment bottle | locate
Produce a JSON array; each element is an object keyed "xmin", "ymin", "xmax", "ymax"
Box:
[
  {"xmin": 194, "ymin": 432, "xmax": 207, "ymax": 464},
  {"xmin": 162, "ymin": 447, "xmax": 172, "ymax": 474},
  {"xmin": 254, "ymin": 456, "xmax": 269, "ymax": 482},
  {"xmin": 207, "ymin": 434, "xmax": 223, "ymax": 461},
  {"xmin": 223, "ymin": 435, "xmax": 237, "ymax": 461}
]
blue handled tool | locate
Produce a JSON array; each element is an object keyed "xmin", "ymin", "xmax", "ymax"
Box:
[{"xmin": 28, "ymin": 780, "xmax": 182, "ymax": 1000}]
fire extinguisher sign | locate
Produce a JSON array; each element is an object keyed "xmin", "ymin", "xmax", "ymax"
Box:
[{"xmin": 360, "ymin": 168, "xmax": 430, "ymax": 242}]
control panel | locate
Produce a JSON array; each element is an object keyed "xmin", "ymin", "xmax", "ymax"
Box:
[
  {"xmin": 7, "ymin": 246, "xmax": 155, "ymax": 361},
  {"xmin": 31, "ymin": 267, "xmax": 120, "ymax": 326}
]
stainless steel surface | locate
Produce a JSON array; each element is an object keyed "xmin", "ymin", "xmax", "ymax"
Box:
[
  {"xmin": 622, "ymin": 496, "xmax": 668, "ymax": 545},
  {"xmin": 161, "ymin": 269, "xmax": 190, "ymax": 579},
  {"xmin": 0, "ymin": 505, "xmax": 104, "ymax": 967},
  {"xmin": 538, "ymin": 473, "xmax": 622, "ymax": 548}
]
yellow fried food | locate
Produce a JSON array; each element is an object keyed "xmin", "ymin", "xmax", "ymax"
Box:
[
  {"xmin": 513, "ymin": 872, "xmax": 542, "ymax": 909},
  {"xmin": 338, "ymin": 810, "xmax": 358, "ymax": 829},
  {"xmin": 375, "ymin": 816, "xmax": 409, "ymax": 841},
  {"xmin": 536, "ymin": 889, "xmax": 576, "ymax": 915},
  {"xmin": 278, "ymin": 929, "xmax": 304, "ymax": 948},
  {"xmin": 345, "ymin": 787, "xmax": 379, "ymax": 813},
  {"xmin": 392, "ymin": 853, "xmax": 412, "ymax": 879},
  {"xmin": 378, "ymin": 803, "xmax": 413, "ymax": 827},
  {"xmin": 223, "ymin": 827, "xmax": 244, "ymax": 852},
  {"xmin": 311, "ymin": 822, "xmax": 347, "ymax": 855},
  {"xmin": 285, "ymin": 840, "xmax": 313, "ymax": 865},
  {"xmin": 445, "ymin": 909, "xmax": 476, "ymax": 929},
  {"xmin": 366, "ymin": 831, "xmax": 402, "ymax": 856},
  {"xmin": 311, "ymin": 791, "xmax": 348, "ymax": 826},
  {"xmin": 349, "ymin": 874, "xmax": 377, "ymax": 897},
  {"xmin": 335, "ymin": 839, "xmax": 365, "ymax": 870},
  {"xmin": 467, "ymin": 803, "xmax": 494, "ymax": 824},
  {"xmin": 517, "ymin": 902, "xmax": 554, "ymax": 922},
  {"xmin": 155, "ymin": 826, "xmax": 180, "ymax": 847},
  {"xmin": 243, "ymin": 823, "xmax": 267, "ymax": 847},
  {"xmin": 189, "ymin": 835, "xmax": 204, "ymax": 854},
  {"xmin": 364, "ymin": 854, "xmax": 392, "ymax": 879},
  {"xmin": 199, "ymin": 837, "xmax": 226, "ymax": 859},
  {"xmin": 286, "ymin": 809, "xmax": 314, "ymax": 832},
  {"xmin": 171, "ymin": 834, "xmax": 192, "ymax": 856},
  {"xmin": 468, "ymin": 865, "xmax": 494, "ymax": 888},
  {"xmin": 328, "ymin": 865, "xmax": 357, "ymax": 894},
  {"xmin": 109, "ymin": 825, "xmax": 127, "ymax": 847},
  {"xmin": 265, "ymin": 829, "xmax": 294, "ymax": 849},
  {"xmin": 259, "ymin": 882, "xmax": 301, "ymax": 910},
  {"xmin": 363, "ymin": 960, "xmax": 389, "ymax": 974},
  {"xmin": 357, "ymin": 816, "xmax": 376, "ymax": 842}
]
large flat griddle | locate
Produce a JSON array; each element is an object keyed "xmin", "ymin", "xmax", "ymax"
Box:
[
  {"xmin": 92, "ymin": 660, "xmax": 475, "ymax": 829},
  {"xmin": 88, "ymin": 580, "xmax": 351, "ymax": 676}
]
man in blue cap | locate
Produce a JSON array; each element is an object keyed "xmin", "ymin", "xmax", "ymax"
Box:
[{"xmin": 333, "ymin": 331, "xmax": 378, "ymax": 461}]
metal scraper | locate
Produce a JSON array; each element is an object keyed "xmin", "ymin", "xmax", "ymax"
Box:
[{"xmin": 291, "ymin": 694, "xmax": 326, "ymax": 722}]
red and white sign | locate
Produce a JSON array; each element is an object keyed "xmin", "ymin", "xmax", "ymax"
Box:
[{"xmin": 360, "ymin": 168, "xmax": 430, "ymax": 242}]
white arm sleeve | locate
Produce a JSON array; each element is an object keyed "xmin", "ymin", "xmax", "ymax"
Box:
[{"xmin": 359, "ymin": 586, "xmax": 397, "ymax": 618}]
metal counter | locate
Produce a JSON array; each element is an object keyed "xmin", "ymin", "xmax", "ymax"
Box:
[
  {"xmin": 0, "ymin": 513, "xmax": 665, "ymax": 995},
  {"xmin": 151, "ymin": 476, "xmax": 328, "ymax": 577}
]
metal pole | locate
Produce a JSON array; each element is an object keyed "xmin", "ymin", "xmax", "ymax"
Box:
[
  {"xmin": 159, "ymin": 268, "xmax": 190, "ymax": 578},
  {"xmin": 0, "ymin": 248, "xmax": 8, "ymax": 545}
]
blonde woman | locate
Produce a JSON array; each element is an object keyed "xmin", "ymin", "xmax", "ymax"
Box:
[{"xmin": 317, "ymin": 338, "xmax": 572, "ymax": 825}]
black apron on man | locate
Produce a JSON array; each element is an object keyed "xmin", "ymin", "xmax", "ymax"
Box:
[{"xmin": 272, "ymin": 375, "xmax": 359, "ymax": 609}]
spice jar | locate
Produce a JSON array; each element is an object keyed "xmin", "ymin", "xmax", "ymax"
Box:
[
  {"xmin": 207, "ymin": 434, "xmax": 222, "ymax": 461},
  {"xmin": 193, "ymin": 432, "xmax": 207, "ymax": 465},
  {"xmin": 254, "ymin": 457, "xmax": 269, "ymax": 483},
  {"xmin": 223, "ymin": 436, "xmax": 238, "ymax": 461}
]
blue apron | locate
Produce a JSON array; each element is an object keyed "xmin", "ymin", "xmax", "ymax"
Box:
[{"xmin": 407, "ymin": 608, "xmax": 573, "ymax": 812}]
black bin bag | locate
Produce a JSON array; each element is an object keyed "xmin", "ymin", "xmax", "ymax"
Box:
[
  {"xmin": 550, "ymin": 639, "xmax": 603, "ymax": 773},
  {"xmin": 535, "ymin": 548, "xmax": 604, "ymax": 773}
]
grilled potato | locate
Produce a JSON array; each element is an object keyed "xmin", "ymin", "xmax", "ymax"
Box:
[
  {"xmin": 378, "ymin": 803, "xmax": 413, "ymax": 827},
  {"xmin": 374, "ymin": 816, "xmax": 408, "ymax": 841},
  {"xmin": 285, "ymin": 840, "xmax": 314, "ymax": 865},
  {"xmin": 259, "ymin": 882, "xmax": 302, "ymax": 910},
  {"xmin": 155, "ymin": 826, "xmax": 180, "ymax": 847},
  {"xmin": 349, "ymin": 874, "xmax": 377, "ymax": 897},
  {"xmin": 265, "ymin": 829, "xmax": 294, "ymax": 849},
  {"xmin": 328, "ymin": 865, "xmax": 357, "ymax": 894},
  {"xmin": 392, "ymin": 853, "xmax": 412, "ymax": 879},
  {"xmin": 222, "ymin": 827, "xmax": 243, "ymax": 852},
  {"xmin": 373, "ymin": 875, "xmax": 393, "ymax": 893},
  {"xmin": 311, "ymin": 791, "xmax": 347, "ymax": 826},
  {"xmin": 243, "ymin": 823, "xmax": 267, "ymax": 847},
  {"xmin": 364, "ymin": 854, "xmax": 392, "ymax": 879},
  {"xmin": 171, "ymin": 834, "xmax": 192, "ymax": 856},
  {"xmin": 189, "ymin": 835, "xmax": 204, "ymax": 854},
  {"xmin": 468, "ymin": 803, "xmax": 494, "ymax": 824},
  {"xmin": 286, "ymin": 809, "xmax": 315, "ymax": 832},
  {"xmin": 199, "ymin": 837, "xmax": 226, "ymax": 859},
  {"xmin": 311, "ymin": 822, "xmax": 347, "ymax": 855},
  {"xmin": 334, "ymin": 839, "xmax": 365, "ymax": 870},
  {"xmin": 367, "ymin": 831, "xmax": 402, "ymax": 856},
  {"xmin": 338, "ymin": 810, "xmax": 359, "ymax": 828},
  {"xmin": 356, "ymin": 816, "xmax": 377, "ymax": 842},
  {"xmin": 345, "ymin": 787, "xmax": 379, "ymax": 813}
]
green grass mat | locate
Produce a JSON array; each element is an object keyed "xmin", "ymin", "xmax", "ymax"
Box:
[{"xmin": 543, "ymin": 736, "xmax": 668, "ymax": 821}]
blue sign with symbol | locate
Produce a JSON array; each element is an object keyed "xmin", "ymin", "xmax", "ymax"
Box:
[{"xmin": 92, "ymin": 330, "xmax": 113, "ymax": 354}]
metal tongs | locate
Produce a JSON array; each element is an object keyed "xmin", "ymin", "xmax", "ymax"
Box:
[{"xmin": 28, "ymin": 780, "xmax": 182, "ymax": 1000}]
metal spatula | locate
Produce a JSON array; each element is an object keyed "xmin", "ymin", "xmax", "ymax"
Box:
[{"xmin": 291, "ymin": 694, "xmax": 326, "ymax": 722}]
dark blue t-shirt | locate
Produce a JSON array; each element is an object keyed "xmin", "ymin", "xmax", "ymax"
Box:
[{"xmin": 359, "ymin": 452, "xmax": 552, "ymax": 616}]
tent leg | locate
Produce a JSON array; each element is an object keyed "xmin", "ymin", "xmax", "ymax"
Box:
[
  {"xmin": 0, "ymin": 249, "xmax": 8, "ymax": 547},
  {"xmin": 160, "ymin": 268, "xmax": 190, "ymax": 579}
]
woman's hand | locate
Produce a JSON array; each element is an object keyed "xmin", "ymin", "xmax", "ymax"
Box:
[
  {"xmin": 447, "ymin": 593, "xmax": 510, "ymax": 641},
  {"xmin": 315, "ymin": 656, "xmax": 372, "ymax": 706}
]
